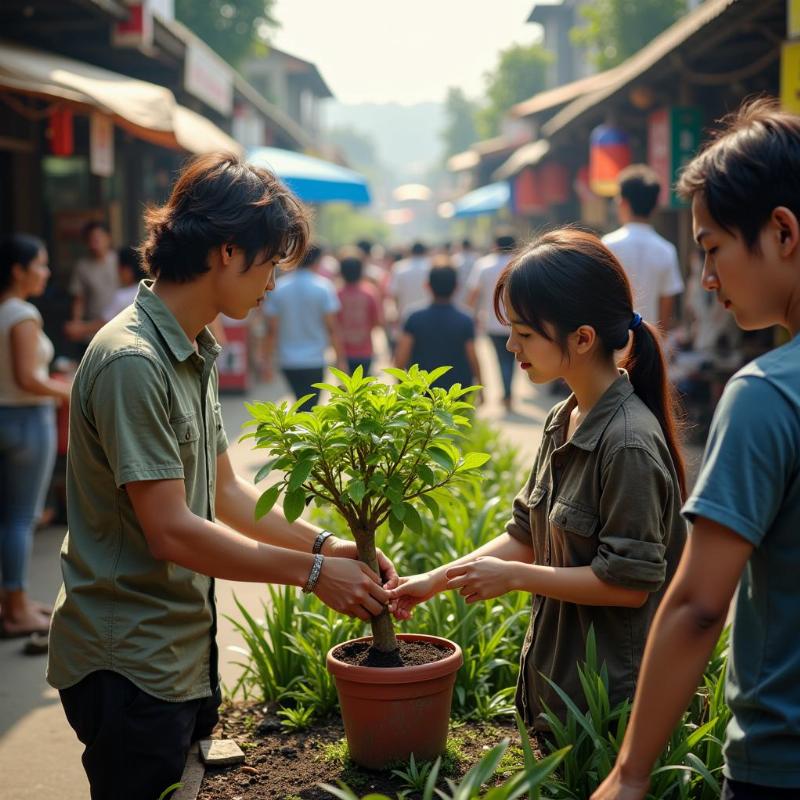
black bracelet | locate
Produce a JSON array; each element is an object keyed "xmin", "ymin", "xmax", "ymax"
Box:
[{"xmin": 312, "ymin": 530, "xmax": 333, "ymax": 554}]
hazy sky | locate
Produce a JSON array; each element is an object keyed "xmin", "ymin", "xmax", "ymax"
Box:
[{"xmin": 270, "ymin": 0, "xmax": 542, "ymax": 106}]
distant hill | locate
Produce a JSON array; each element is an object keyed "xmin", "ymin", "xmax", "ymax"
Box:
[{"xmin": 323, "ymin": 101, "xmax": 445, "ymax": 182}]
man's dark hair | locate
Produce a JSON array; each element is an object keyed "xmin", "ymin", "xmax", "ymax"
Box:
[
  {"xmin": 461, "ymin": 238, "xmax": 472, "ymax": 249},
  {"xmin": 118, "ymin": 246, "xmax": 147, "ymax": 282},
  {"xmin": 140, "ymin": 152, "xmax": 309, "ymax": 283},
  {"xmin": 428, "ymin": 262, "xmax": 457, "ymax": 299},
  {"xmin": 495, "ymin": 232, "xmax": 516, "ymax": 252},
  {"xmin": 0, "ymin": 233, "xmax": 45, "ymax": 292},
  {"xmin": 410, "ymin": 241, "xmax": 427, "ymax": 256},
  {"xmin": 618, "ymin": 164, "xmax": 661, "ymax": 218},
  {"xmin": 678, "ymin": 97, "xmax": 800, "ymax": 250},
  {"xmin": 300, "ymin": 243, "xmax": 322, "ymax": 269},
  {"xmin": 340, "ymin": 255, "xmax": 363, "ymax": 284},
  {"xmin": 356, "ymin": 239, "xmax": 372, "ymax": 257},
  {"xmin": 82, "ymin": 220, "xmax": 109, "ymax": 239}
]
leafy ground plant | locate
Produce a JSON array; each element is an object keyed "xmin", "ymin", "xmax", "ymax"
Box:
[{"xmin": 243, "ymin": 365, "xmax": 489, "ymax": 654}]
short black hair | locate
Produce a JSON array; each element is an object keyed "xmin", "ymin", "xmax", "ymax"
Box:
[
  {"xmin": 461, "ymin": 238, "xmax": 472, "ymax": 249},
  {"xmin": 356, "ymin": 239, "xmax": 372, "ymax": 257},
  {"xmin": 618, "ymin": 164, "xmax": 661, "ymax": 217},
  {"xmin": 678, "ymin": 97, "xmax": 800, "ymax": 250},
  {"xmin": 340, "ymin": 255, "xmax": 363, "ymax": 283},
  {"xmin": 82, "ymin": 220, "xmax": 110, "ymax": 240},
  {"xmin": 410, "ymin": 241, "xmax": 427, "ymax": 256},
  {"xmin": 118, "ymin": 246, "xmax": 147, "ymax": 282},
  {"xmin": 495, "ymin": 232, "xmax": 516, "ymax": 252},
  {"xmin": 0, "ymin": 233, "xmax": 45, "ymax": 292},
  {"xmin": 140, "ymin": 152, "xmax": 309, "ymax": 283},
  {"xmin": 428, "ymin": 264, "xmax": 457, "ymax": 299},
  {"xmin": 300, "ymin": 243, "xmax": 322, "ymax": 269}
]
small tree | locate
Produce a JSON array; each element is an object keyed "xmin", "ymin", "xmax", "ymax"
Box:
[{"xmin": 243, "ymin": 366, "xmax": 489, "ymax": 654}]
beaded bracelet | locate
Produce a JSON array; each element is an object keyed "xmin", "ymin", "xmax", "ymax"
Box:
[
  {"xmin": 302, "ymin": 554, "xmax": 325, "ymax": 594},
  {"xmin": 312, "ymin": 529, "xmax": 333, "ymax": 555}
]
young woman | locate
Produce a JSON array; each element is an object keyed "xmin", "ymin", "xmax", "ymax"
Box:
[
  {"xmin": 0, "ymin": 234, "xmax": 71, "ymax": 638},
  {"xmin": 389, "ymin": 228, "xmax": 687, "ymax": 728}
]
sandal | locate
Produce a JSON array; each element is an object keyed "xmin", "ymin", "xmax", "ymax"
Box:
[{"xmin": 22, "ymin": 631, "xmax": 49, "ymax": 655}]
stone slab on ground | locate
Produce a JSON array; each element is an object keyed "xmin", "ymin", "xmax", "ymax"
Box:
[{"xmin": 199, "ymin": 738, "xmax": 246, "ymax": 766}]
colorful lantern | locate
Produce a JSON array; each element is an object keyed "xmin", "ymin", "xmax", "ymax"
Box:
[
  {"xmin": 589, "ymin": 124, "xmax": 631, "ymax": 197},
  {"xmin": 48, "ymin": 107, "xmax": 74, "ymax": 157},
  {"xmin": 513, "ymin": 167, "xmax": 545, "ymax": 215}
]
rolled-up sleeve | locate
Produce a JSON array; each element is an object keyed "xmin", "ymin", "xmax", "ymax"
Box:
[
  {"xmin": 505, "ymin": 469, "xmax": 534, "ymax": 545},
  {"xmin": 592, "ymin": 446, "xmax": 671, "ymax": 592}
]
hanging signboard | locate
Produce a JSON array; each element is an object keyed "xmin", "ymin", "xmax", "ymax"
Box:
[
  {"xmin": 647, "ymin": 106, "xmax": 702, "ymax": 208},
  {"xmin": 789, "ymin": 0, "xmax": 800, "ymax": 39},
  {"xmin": 781, "ymin": 41, "xmax": 800, "ymax": 114},
  {"xmin": 185, "ymin": 41, "xmax": 234, "ymax": 116},
  {"xmin": 113, "ymin": 0, "xmax": 174, "ymax": 49},
  {"xmin": 90, "ymin": 113, "xmax": 114, "ymax": 177}
]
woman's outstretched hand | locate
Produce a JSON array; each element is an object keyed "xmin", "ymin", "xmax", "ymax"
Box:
[
  {"xmin": 444, "ymin": 556, "xmax": 517, "ymax": 603},
  {"xmin": 387, "ymin": 572, "xmax": 440, "ymax": 620}
]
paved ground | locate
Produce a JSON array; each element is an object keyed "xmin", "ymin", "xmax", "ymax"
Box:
[{"xmin": 0, "ymin": 337, "xmax": 554, "ymax": 799}]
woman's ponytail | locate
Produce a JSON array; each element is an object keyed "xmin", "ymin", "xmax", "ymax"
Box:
[{"xmin": 624, "ymin": 321, "xmax": 687, "ymax": 498}]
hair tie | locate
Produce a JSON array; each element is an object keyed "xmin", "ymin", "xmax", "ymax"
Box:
[{"xmin": 629, "ymin": 313, "xmax": 643, "ymax": 331}]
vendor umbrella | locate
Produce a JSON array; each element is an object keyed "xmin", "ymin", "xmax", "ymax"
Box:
[
  {"xmin": 452, "ymin": 181, "xmax": 510, "ymax": 218},
  {"xmin": 248, "ymin": 146, "xmax": 371, "ymax": 205}
]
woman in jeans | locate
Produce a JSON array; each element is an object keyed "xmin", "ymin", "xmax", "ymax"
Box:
[{"xmin": 0, "ymin": 235, "xmax": 71, "ymax": 637}]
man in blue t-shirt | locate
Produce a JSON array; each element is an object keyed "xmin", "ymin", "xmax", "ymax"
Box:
[
  {"xmin": 263, "ymin": 244, "xmax": 345, "ymax": 410},
  {"xmin": 595, "ymin": 101, "xmax": 800, "ymax": 800},
  {"xmin": 394, "ymin": 260, "xmax": 482, "ymax": 391}
]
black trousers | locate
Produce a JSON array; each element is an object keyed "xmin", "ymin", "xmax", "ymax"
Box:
[
  {"xmin": 282, "ymin": 366, "xmax": 325, "ymax": 411},
  {"xmin": 60, "ymin": 670, "xmax": 220, "ymax": 800},
  {"xmin": 722, "ymin": 778, "xmax": 800, "ymax": 799}
]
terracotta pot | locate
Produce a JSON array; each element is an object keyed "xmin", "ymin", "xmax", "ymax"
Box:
[{"xmin": 326, "ymin": 633, "xmax": 463, "ymax": 770}]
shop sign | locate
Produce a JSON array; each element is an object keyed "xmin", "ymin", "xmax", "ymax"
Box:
[
  {"xmin": 647, "ymin": 106, "xmax": 702, "ymax": 209},
  {"xmin": 781, "ymin": 41, "xmax": 800, "ymax": 114},
  {"xmin": 185, "ymin": 42, "xmax": 233, "ymax": 116},
  {"xmin": 589, "ymin": 125, "xmax": 631, "ymax": 197},
  {"xmin": 113, "ymin": 0, "xmax": 173, "ymax": 48},
  {"xmin": 789, "ymin": 0, "xmax": 800, "ymax": 39},
  {"xmin": 513, "ymin": 167, "xmax": 546, "ymax": 216},
  {"xmin": 90, "ymin": 113, "xmax": 114, "ymax": 177}
]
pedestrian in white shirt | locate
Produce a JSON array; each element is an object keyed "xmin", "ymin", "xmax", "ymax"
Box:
[
  {"xmin": 603, "ymin": 165, "xmax": 684, "ymax": 329},
  {"xmin": 467, "ymin": 233, "xmax": 516, "ymax": 412},
  {"xmin": 388, "ymin": 241, "xmax": 431, "ymax": 326}
]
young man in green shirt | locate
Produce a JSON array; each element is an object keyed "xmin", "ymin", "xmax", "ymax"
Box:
[{"xmin": 47, "ymin": 153, "xmax": 395, "ymax": 800}]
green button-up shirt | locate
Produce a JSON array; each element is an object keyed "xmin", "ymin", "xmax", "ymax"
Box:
[
  {"xmin": 47, "ymin": 281, "xmax": 229, "ymax": 701},
  {"xmin": 506, "ymin": 374, "xmax": 686, "ymax": 728}
]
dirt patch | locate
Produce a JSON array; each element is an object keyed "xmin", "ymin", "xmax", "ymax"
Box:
[
  {"xmin": 332, "ymin": 639, "xmax": 451, "ymax": 668},
  {"xmin": 197, "ymin": 701, "xmax": 540, "ymax": 800}
]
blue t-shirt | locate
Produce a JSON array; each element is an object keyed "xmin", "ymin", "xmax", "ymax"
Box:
[
  {"xmin": 403, "ymin": 303, "xmax": 475, "ymax": 388},
  {"xmin": 683, "ymin": 333, "xmax": 800, "ymax": 788},
  {"xmin": 264, "ymin": 271, "xmax": 340, "ymax": 369}
]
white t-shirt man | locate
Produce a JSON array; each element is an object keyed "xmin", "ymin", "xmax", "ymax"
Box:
[
  {"xmin": 466, "ymin": 252, "xmax": 513, "ymax": 336},
  {"xmin": 602, "ymin": 222, "xmax": 684, "ymax": 326},
  {"xmin": 388, "ymin": 255, "xmax": 431, "ymax": 323}
]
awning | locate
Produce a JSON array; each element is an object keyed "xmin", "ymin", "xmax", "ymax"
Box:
[
  {"xmin": 174, "ymin": 105, "xmax": 243, "ymax": 157},
  {"xmin": 493, "ymin": 140, "xmax": 550, "ymax": 180},
  {"xmin": 248, "ymin": 146, "xmax": 371, "ymax": 205},
  {"xmin": 0, "ymin": 40, "xmax": 242, "ymax": 156},
  {"xmin": 452, "ymin": 182, "xmax": 510, "ymax": 218}
]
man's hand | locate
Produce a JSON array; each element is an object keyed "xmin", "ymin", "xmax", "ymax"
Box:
[
  {"xmin": 387, "ymin": 572, "xmax": 440, "ymax": 620},
  {"xmin": 313, "ymin": 557, "xmax": 390, "ymax": 621},
  {"xmin": 323, "ymin": 537, "xmax": 399, "ymax": 590},
  {"xmin": 445, "ymin": 556, "xmax": 517, "ymax": 603},
  {"xmin": 591, "ymin": 766, "xmax": 650, "ymax": 800}
]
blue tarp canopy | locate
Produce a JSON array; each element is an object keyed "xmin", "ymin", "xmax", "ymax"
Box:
[
  {"xmin": 452, "ymin": 181, "xmax": 510, "ymax": 218},
  {"xmin": 247, "ymin": 146, "xmax": 371, "ymax": 205}
]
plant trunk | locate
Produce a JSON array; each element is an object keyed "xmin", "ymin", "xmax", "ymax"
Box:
[{"xmin": 353, "ymin": 525, "xmax": 398, "ymax": 653}]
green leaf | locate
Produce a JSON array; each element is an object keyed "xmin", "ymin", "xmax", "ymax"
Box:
[
  {"xmin": 346, "ymin": 479, "xmax": 366, "ymax": 504},
  {"xmin": 289, "ymin": 394, "xmax": 316, "ymax": 414},
  {"xmin": 427, "ymin": 365, "xmax": 452, "ymax": 383},
  {"xmin": 254, "ymin": 484, "xmax": 281, "ymax": 521},
  {"xmin": 287, "ymin": 459, "xmax": 314, "ymax": 492},
  {"xmin": 457, "ymin": 452, "xmax": 491, "ymax": 472},
  {"xmin": 402, "ymin": 502, "xmax": 422, "ymax": 534},
  {"xmin": 427, "ymin": 445, "xmax": 454, "ymax": 471},
  {"xmin": 253, "ymin": 456, "xmax": 282, "ymax": 484},
  {"xmin": 418, "ymin": 464, "xmax": 435, "ymax": 485},
  {"xmin": 283, "ymin": 489, "xmax": 306, "ymax": 523},
  {"xmin": 382, "ymin": 367, "xmax": 408, "ymax": 382},
  {"xmin": 420, "ymin": 493, "xmax": 439, "ymax": 519},
  {"xmin": 388, "ymin": 513, "xmax": 404, "ymax": 535}
]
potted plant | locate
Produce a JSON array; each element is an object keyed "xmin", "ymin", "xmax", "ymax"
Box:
[{"xmin": 243, "ymin": 365, "xmax": 489, "ymax": 768}]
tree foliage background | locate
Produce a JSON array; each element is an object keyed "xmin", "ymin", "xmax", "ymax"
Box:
[
  {"xmin": 175, "ymin": 0, "xmax": 279, "ymax": 67},
  {"xmin": 571, "ymin": 0, "xmax": 687, "ymax": 70}
]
